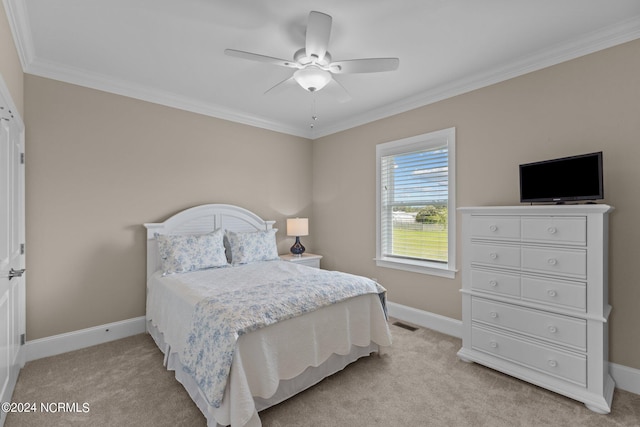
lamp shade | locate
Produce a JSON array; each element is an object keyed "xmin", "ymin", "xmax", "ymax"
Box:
[
  {"xmin": 287, "ymin": 218, "xmax": 309, "ymax": 236},
  {"xmin": 293, "ymin": 67, "xmax": 331, "ymax": 92}
]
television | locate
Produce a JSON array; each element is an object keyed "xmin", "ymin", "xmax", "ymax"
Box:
[{"xmin": 519, "ymin": 151, "xmax": 603, "ymax": 203}]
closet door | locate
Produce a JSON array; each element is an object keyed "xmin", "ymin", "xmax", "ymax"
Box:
[{"xmin": 0, "ymin": 79, "xmax": 26, "ymax": 425}]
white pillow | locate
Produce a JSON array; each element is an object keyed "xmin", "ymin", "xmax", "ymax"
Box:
[
  {"xmin": 226, "ymin": 229, "xmax": 279, "ymax": 265},
  {"xmin": 157, "ymin": 228, "xmax": 228, "ymax": 275}
]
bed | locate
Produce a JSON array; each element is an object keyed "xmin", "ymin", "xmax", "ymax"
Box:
[{"xmin": 144, "ymin": 204, "xmax": 392, "ymax": 427}]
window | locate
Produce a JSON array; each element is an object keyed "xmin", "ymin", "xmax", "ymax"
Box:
[{"xmin": 375, "ymin": 128, "xmax": 456, "ymax": 278}]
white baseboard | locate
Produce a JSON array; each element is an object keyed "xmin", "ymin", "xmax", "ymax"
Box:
[
  {"xmin": 21, "ymin": 307, "xmax": 640, "ymax": 397},
  {"xmin": 387, "ymin": 301, "xmax": 640, "ymax": 396},
  {"xmin": 609, "ymin": 362, "xmax": 640, "ymax": 396},
  {"xmin": 387, "ymin": 301, "xmax": 462, "ymax": 338},
  {"xmin": 25, "ymin": 316, "xmax": 147, "ymax": 362}
]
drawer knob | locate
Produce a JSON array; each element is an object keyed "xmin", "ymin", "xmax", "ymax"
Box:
[
  {"xmin": 547, "ymin": 359, "xmax": 558, "ymax": 368},
  {"xmin": 490, "ymin": 252, "xmax": 498, "ymax": 260},
  {"xmin": 489, "ymin": 280, "xmax": 498, "ymax": 287},
  {"xmin": 548, "ymin": 325, "xmax": 557, "ymax": 334},
  {"xmin": 547, "ymin": 226, "xmax": 557, "ymax": 235},
  {"xmin": 489, "ymin": 225, "xmax": 498, "ymax": 232},
  {"xmin": 489, "ymin": 311, "xmax": 498, "ymax": 319},
  {"xmin": 547, "ymin": 258, "xmax": 557, "ymax": 266},
  {"xmin": 489, "ymin": 341, "xmax": 498, "ymax": 348},
  {"xmin": 547, "ymin": 289, "xmax": 557, "ymax": 297}
]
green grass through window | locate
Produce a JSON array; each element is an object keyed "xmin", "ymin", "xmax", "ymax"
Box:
[{"xmin": 391, "ymin": 226, "xmax": 448, "ymax": 262}]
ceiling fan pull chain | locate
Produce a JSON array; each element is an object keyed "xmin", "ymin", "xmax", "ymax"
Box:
[{"xmin": 310, "ymin": 94, "xmax": 318, "ymax": 129}]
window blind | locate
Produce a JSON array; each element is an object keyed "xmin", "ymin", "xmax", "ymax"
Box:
[{"xmin": 380, "ymin": 144, "xmax": 449, "ymax": 263}]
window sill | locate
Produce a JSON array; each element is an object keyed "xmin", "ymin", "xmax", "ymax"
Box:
[{"xmin": 374, "ymin": 257, "xmax": 457, "ymax": 279}]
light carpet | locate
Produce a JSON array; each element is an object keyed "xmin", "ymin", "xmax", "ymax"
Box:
[{"xmin": 6, "ymin": 322, "xmax": 640, "ymax": 426}]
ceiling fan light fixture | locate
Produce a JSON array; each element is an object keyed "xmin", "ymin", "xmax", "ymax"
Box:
[{"xmin": 293, "ymin": 66, "xmax": 331, "ymax": 92}]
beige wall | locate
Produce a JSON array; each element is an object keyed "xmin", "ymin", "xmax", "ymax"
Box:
[
  {"xmin": 1, "ymin": 2, "xmax": 23, "ymax": 116},
  {"xmin": 313, "ymin": 39, "xmax": 640, "ymax": 370},
  {"xmin": 15, "ymin": 21, "xmax": 640, "ymax": 371},
  {"xmin": 24, "ymin": 75, "xmax": 313, "ymax": 340}
]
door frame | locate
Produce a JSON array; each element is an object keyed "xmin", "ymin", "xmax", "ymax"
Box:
[{"xmin": 0, "ymin": 74, "xmax": 26, "ymax": 426}]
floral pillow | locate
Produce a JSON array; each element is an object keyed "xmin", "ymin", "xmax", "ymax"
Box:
[
  {"xmin": 226, "ymin": 229, "xmax": 279, "ymax": 265},
  {"xmin": 157, "ymin": 228, "xmax": 228, "ymax": 275}
]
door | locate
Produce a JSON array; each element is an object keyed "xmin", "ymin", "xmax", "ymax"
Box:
[{"xmin": 0, "ymin": 78, "xmax": 26, "ymax": 426}]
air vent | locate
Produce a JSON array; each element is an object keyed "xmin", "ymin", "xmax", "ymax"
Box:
[{"xmin": 392, "ymin": 321, "xmax": 418, "ymax": 332}]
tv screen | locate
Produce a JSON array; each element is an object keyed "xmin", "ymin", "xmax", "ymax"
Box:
[{"xmin": 519, "ymin": 152, "xmax": 603, "ymax": 203}]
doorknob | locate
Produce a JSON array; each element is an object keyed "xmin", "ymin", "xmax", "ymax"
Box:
[{"xmin": 8, "ymin": 268, "xmax": 25, "ymax": 280}]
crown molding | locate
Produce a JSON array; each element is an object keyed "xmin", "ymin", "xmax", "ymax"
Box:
[
  {"xmin": 310, "ymin": 16, "xmax": 640, "ymax": 139},
  {"xmin": 5, "ymin": 0, "xmax": 640, "ymax": 140},
  {"xmin": 3, "ymin": 0, "xmax": 36, "ymax": 73},
  {"xmin": 25, "ymin": 56, "xmax": 312, "ymax": 138}
]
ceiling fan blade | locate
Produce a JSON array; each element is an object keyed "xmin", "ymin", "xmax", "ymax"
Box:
[
  {"xmin": 330, "ymin": 58, "xmax": 399, "ymax": 74},
  {"xmin": 224, "ymin": 49, "xmax": 299, "ymax": 69},
  {"xmin": 305, "ymin": 11, "xmax": 332, "ymax": 61},
  {"xmin": 324, "ymin": 78, "xmax": 351, "ymax": 103},
  {"xmin": 264, "ymin": 76, "xmax": 298, "ymax": 95}
]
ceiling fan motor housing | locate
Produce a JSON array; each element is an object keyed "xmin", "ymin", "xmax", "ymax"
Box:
[{"xmin": 294, "ymin": 48, "xmax": 332, "ymax": 68}]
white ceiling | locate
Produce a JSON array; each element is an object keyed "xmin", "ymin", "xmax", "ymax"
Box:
[{"xmin": 5, "ymin": 0, "xmax": 640, "ymax": 139}]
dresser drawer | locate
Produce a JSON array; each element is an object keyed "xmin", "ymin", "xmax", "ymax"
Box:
[
  {"xmin": 471, "ymin": 243, "xmax": 520, "ymax": 269},
  {"xmin": 521, "ymin": 246, "xmax": 586, "ymax": 279},
  {"xmin": 471, "ymin": 216, "xmax": 520, "ymax": 240},
  {"xmin": 471, "ymin": 298, "xmax": 586, "ymax": 349},
  {"xmin": 471, "ymin": 269, "xmax": 520, "ymax": 298},
  {"xmin": 522, "ymin": 216, "xmax": 586, "ymax": 246},
  {"xmin": 522, "ymin": 276, "xmax": 586, "ymax": 311},
  {"xmin": 471, "ymin": 325, "xmax": 586, "ymax": 386}
]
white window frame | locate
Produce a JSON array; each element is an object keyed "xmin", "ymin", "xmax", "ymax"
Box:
[{"xmin": 375, "ymin": 127, "xmax": 456, "ymax": 278}]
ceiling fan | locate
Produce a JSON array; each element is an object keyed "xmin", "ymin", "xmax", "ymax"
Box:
[{"xmin": 224, "ymin": 11, "xmax": 399, "ymax": 102}]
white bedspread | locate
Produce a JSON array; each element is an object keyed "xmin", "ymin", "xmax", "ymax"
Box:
[{"xmin": 146, "ymin": 260, "xmax": 392, "ymax": 427}]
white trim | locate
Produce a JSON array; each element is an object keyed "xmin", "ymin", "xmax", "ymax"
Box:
[
  {"xmin": 610, "ymin": 363, "xmax": 640, "ymax": 396},
  {"xmin": 24, "ymin": 57, "xmax": 311, "ymax": 139},
  {"xmin": 387, "ymin": 301, "xmax": 462, "ymax": 339},
  {"xmin": 388, "ymin": 301, "xmax": 640, "ymax": 396},
  {"xmin": 2, "ymin": 0, "xmax": 36, "ymax": 71},
  {"xmin": 24, "ymin": 316, "xmax": 147, "ymax": 362},
  {"xmin": 311, "ymin": 16, "xmax": 640, "ymax": 139},
  {"xmin": 375, "ymin": 258, "xmax": 456, "ymax": 279},
  {"xmin": 16, "ymin": 304, "xmax": 640, "ymax": 396},
  {"xmin": 5, "ymin": 1, "xmax": 640, "ymax": 139},
  {"xmin": 375, "ymin": 128, "xmax": 456, "ymax": 278}
]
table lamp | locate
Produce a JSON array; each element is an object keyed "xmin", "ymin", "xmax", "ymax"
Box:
[{"xmin": 287, "ymin": 218, "xmax": 309, "ymax": 256}]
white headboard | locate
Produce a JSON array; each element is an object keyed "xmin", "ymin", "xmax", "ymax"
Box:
[{"xmin": 144, "ymin": 204, "xmax": 276, "ymax": 279}]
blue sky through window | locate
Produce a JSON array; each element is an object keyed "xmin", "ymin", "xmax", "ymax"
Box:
[{"xmin": 391, "ymin": 147, "xmax": 448, "ymax": 205}]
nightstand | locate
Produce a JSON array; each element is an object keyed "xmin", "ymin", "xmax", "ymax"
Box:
[{"xmin": 279, "ymin": 253, "xmax": 323, "ymax": 269}]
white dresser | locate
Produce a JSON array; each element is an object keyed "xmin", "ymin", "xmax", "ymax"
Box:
[{"xmin": 457, "ymin": 205, "xmax": 614, "ymax": 413}]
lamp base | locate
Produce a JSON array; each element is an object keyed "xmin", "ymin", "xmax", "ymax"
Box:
[{"xmin": 290, "ymin": 237, "xmax": 305, "ymax": 256}]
